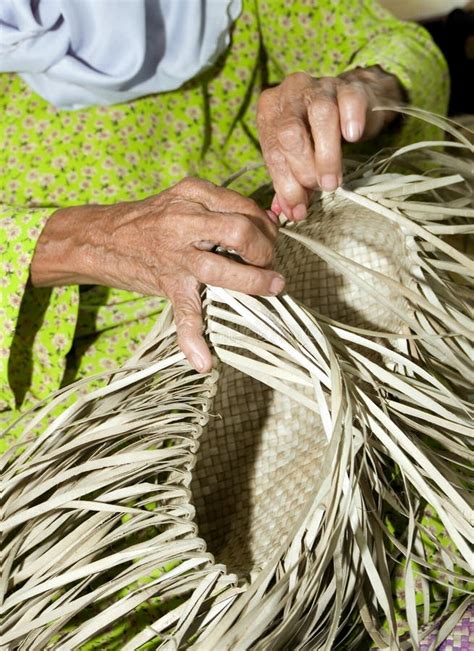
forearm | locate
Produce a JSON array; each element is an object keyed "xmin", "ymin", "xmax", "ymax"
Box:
[{"xmin": 30, "ymin": 204, "xmax": 110, "ymax": 287}]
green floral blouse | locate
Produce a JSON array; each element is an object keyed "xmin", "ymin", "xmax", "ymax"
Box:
[{"xmin": 0, "ymin": 0, "xmax": 449, "ymax": 452}]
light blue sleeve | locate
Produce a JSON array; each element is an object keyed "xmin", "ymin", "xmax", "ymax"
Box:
[{"xmin": 0, "ymin": 0, "xmax": 242, "ymax": 109}]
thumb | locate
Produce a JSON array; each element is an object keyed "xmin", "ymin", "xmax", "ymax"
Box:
[{"xmin": 170, "ymin": 279, "xmax": 212, "ymax": 373}]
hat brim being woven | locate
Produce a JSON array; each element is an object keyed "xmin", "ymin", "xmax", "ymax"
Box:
[{"xmin": 0, "ymin": 109, "xmax": 472, "ymax": 650}]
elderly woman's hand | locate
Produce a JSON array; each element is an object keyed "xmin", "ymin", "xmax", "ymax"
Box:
[
  {"xmin": 30, "ymin": 177, "xmax": 283, "ymax": 372},
  {"xmin": 257, "ymin": 66, "xmax": 404, "ymax": 221}
]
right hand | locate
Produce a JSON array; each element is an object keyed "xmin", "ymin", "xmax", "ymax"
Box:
[{"xmin": 31, "ymin": 177, "xmax": 284, "ymax": 373}]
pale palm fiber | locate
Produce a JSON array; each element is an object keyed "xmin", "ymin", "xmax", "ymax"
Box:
[{"xmin": 0, "ymin": 109, "xmax": 473, "ymax": 650}]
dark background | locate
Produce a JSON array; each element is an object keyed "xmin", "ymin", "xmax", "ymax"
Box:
[{"xmin": 423, "ymin": 7, "xmax": 474, "ymax": 115}]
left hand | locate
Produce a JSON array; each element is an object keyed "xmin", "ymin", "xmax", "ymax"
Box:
[{"xmin": 257, "ymin": 66, "xmax": 404, "ymax": 221}]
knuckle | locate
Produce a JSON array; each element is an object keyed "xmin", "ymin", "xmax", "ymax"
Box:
[
  {"xmin": 257, "ymin": 88, "xmax": 277, "ymax": 119},
  {"xmin": 249, "ymin": 270, "xmax": 271, "ymax": 294},
  {"xmin": 317, "ymin": 76, "xmax": 338, "ymax": 91},
  {"xmin": 175, "ymin": 176, "xmax": 214, "ymax": 197},
  {"xmin": 344, "ymin": 79, "xmax": 366, "ymax": 95},
  {"xmin": 244, "ymin": 196, "xmax": 262, "ymax": 215},
  {"xmin": 285, "ymin": 71, "xmax": 312, "ymax": 87},
  {"xmin": 338, "ymin": 84, "xmax": 368, "ymax": 109},
  {"xmin": 175, "ymin": 309, "xmax": 193, "ymax": 330},
  {"xmin": 355, "ymin": 87, "xmax": 370, "ymax": 108},
  {"xmin": 176, "ymin": 315, "xmax": 197, "ymax": 334},
  {"xmin": 308, "ymin": 97, "xmax": 338, "ymax": 122},
  {"xmin": 305, "ymin": 83, "xmax": 337, "ymax": 109},
  {"xmin": 238, "ymin": 195, "xmax": 264, "ymax": 220},
  {"xmin": 142, "ymin": 194, "xmax": 161, "ymax": 208},
  {"xmin": 258, "ymin": 87, "xmax": 276, "ymax": 107},
  {"xmin": 195, "ymin": 255, "xmax": 216, "ymax": 282},
  {"xmin": 175, "ymin": 316, "xmax": 199, "ymax": 342},
  {"xmin": 277, "ymin": 119, "xmax": 306, "ymax": 150},
  {"xmin": 297, "ymin": 169, "xmax": 319, "ymax": 188},
  {"xmin": 228, "ymin": 216, "xmax": 253, "ymax": 246},
  {"xmin": 214, "ymin": 185, "xmax": 246, "ymax": 211},
  {"xmin": 264, "ymin": 146, "xmax": 286, "ymax": 170},
  {"xmin": 275, "ymin": 177, "xmax": 302, "ymax": 202},
  {"xmin": 174, "ymin": 176, "xmax": 195, "ymax": 192}
]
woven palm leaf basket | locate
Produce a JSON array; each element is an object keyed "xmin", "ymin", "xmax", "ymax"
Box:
[{"xmin": 1, "ymin": 110, "xmax": 473, "ymax": 650}]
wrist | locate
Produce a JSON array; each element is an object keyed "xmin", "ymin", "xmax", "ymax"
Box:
[{"xmin": 30, "ymin": 204, "xmax": 105, "ymax": 287}]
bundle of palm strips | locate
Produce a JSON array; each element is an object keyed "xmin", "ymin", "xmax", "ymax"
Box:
[{"xmin": 1, "ymin": 109, "xmax": 472, "ymax": 650}]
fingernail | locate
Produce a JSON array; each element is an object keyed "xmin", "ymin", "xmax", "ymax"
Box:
[
  {"xmin": 190, "ymin": 353, "xmax": 206, "ymax": 373},
  {"xmin": 346, "ymin": 120, "xmax": 362, "ymax": 142},
  {"xmin": 320, "ymin": 175, "xmax": 338, "ymax": 192},
  {"xmin": 270, "ymin": 274, "xmax": 285, "ymax": 295},
  {"xmin": 266, "ymin": 209, "xmax": 279, "ymax": 225},
  {"xmin": 292, "ymin": 203, "xmax": 307, "ymax": 221},
  {"xmin": 271, "ymin": 195, "xmax": 282, "ymax": 215}
]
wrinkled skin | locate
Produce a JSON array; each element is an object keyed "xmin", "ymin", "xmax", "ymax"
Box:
[
  {"xmin": 257, "ymin": 66, "xmax": 403, "ymax": 220},
  {"xmin": 31, "ymin": 66, "xmax": 403, "ymax": 371},
  {"xmin": 31, "ymin": 178, "xmax": 281, "ymax": 372}
]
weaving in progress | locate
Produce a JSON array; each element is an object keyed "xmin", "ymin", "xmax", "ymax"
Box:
[{"xmin": 1, "ymin": 109, "xmax": 472, "ymax": 649}]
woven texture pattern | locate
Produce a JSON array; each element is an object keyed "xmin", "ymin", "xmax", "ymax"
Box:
[
  {"xmin": 421, "ymin": 605, "xmax": 474, "ymax": 651},
  {"xmin": 1, "ymin": 111, "xmax": 472, "ymax": 650},
  {"xmin": 192, "ymin": 199, "xmax": 409, "ymax": 578}
]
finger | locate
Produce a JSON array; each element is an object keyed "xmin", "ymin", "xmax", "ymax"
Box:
[
  {"xmin": 169, "ymin": 278, "xmax": 213, "ymax": 373},
  {"xmin": 274, "ymin": 100, "xmax": 320, "ymax": 194},
  {"xmin": 265, "ymin": 209, "xmax": 279, "ymax": 226},
  {"xmin": 307, "ymin": 91, "xmax": 342, "ymax": 192},
  {"xmin": 271, "ymin": 194, "xmax": 282, "ymax": 216},
  {"xmin": 272, "ymin": 192, "xmax": 302, "ymax": 222},
  {"xmin": 203, "ymin": 186, "xmax": 278, "ymax": 244},
  {"xmin": 190, "ymin": 250, "xmax": 285, "ymax": 296},
  {"xmin": 277, "ymin": 191, "xmax": 314, "ymax": 222},
  {"xmin": 262, "ymin": 142, "xmax": 309, "ymax": 220},
  {"xmin": 192, "ymin": 212, "xmax": 276, "ymax": 268},
  {"xmin": 257, "ymin": 92, "xmax": 309, "ymax": 218},
  {"xmin": 177, "ymin": 178, "xmax": 276, "ymax": 238},
  {"xmin": 337, "ymin": 82, "xmax": 368, "ymax": 142},
  {"xmin": 203, "ymin": 185, "xmax": 265, "ymax": 218}
]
